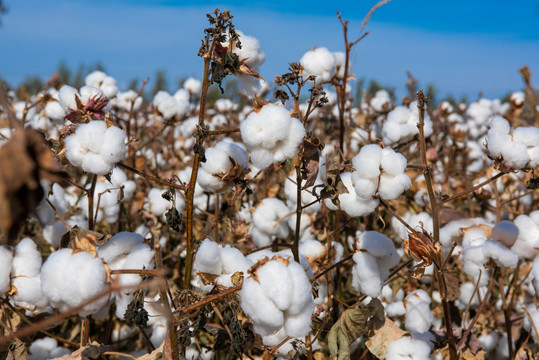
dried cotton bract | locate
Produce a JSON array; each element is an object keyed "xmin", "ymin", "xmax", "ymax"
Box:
[
  {"xmin": 240, "ymin": 103, "xmax": 305, "ymax": 169},
  {"xmin": 240, "ymin": 256, "xmax": 314, "ymax": 339},
  {"xmin": 64, "ymin": 120, "xmax": 126, "ymax": 175}
]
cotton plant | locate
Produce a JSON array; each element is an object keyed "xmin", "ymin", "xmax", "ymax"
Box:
[
  {"xmin": 97, "ymin": 232, "xmax": 154, "ymax": 319},
  {"xmin": 350, "ymin": 231, "xmax": 400, "ymax": 297},
  {"xmin": 382, "ymin": 101, "xmax": 433, "ymax": 146},
  {"xmin": 486, "ymin": 115, "xmax": 539, "ymax": 169},
  {"xmin": 197, "ymin": 138, "xmax": 250, "ymax": 193},
  {"xmin": 64, "ymin": 120, "xmax": 127, "ymax": 175},
  {"xmin": 250, "ymin": 197, "xmax": 291, "ymax": 247},
  {"xmin": 191, "ymin": 239, "xmax": 252, "ymax": 292},
  {"xmin": 240, "ymin": 256, "xmax": 314, "ymax": 342},
  {"xmin": 58, "ymin": 85, "xmax": 112, "ymax": 120}
]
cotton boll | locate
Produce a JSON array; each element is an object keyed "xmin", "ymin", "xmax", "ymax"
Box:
[
  {"xmin": 147, "ymin": 188, "xmax": 185, "ymax": 218},
  {"xmin": 338, "ymin": 172, "xmax": 379, "ymax": 217},
  {"xmin": 300, "ymin": 47, "xmax": 336, "ymax": 83},
  {"xmin": 252, "ymin": 198, "xmax": 290, "ymax": 241},
  {"xmin": 383, "ymin": 102, "xmax": 432, "ymax": 145},
  {"xmin": 58, "ymin": 85, "xmax": 79, "ymax": 111},
  {"xmin": 237, "ymin": 73, "xmax": 267, "ymax": 97},
  {"xmin": 378, "ymin": 173, "xmax": 411, "ymax": 200},
  {"xmin": 85, "ymin": 71, "xmax": 118, "ymax": 98},
  {"xmin": 284, "ymin": 260, "xmax": 314, "ymax": 316},
  {"xmin": 502, "ymin": 141, "xmax": 529, "ymax": 169},
  {"xmin": 352, "ymin": 252, "xmax": 384, "ymax": 297},
  {"xmin": 44, "ymin": 101, "xmax": 66, "ymax": 121},
  {"xmin": 240, "ymin": 276, "xmax": 285, "ymax": 336},
  {"xmin": 352, "ymin": 144, "xmax": 383, "ymax": 179},
  {"xmin": 523, "ymin": 303, "xmax": 539, "ymax": 343},
  {"xmin": 97, "ymin": 232, "xmax": 145, "ymax": 269},
  {"xmin": 12, "ymin": 238, "xmax": 41, "ymax": 277},
  {"xmin": 370, "ymin": 90, "xmax": 392, "ymax": 112},
  {"xmin": 0, "ymin": 247, "xmax": 13, "ymax": 297},
  {"xmin": 385, "ymin": 336, "xmax": 432, "ymax": 360},
  {"xmin": 41, "ymin": 249, "xmax": 109, "ymax": 317},
  {"xmin": 183, "ymin": 77, "xmax": 202, "ymax": 95},
  {"xmin": 233, "ymin": 31, "xmax": 265, "ymax": 67},
  {"xmin": 28, "ymin": 337, "xmax": 71, "ymax": 360},
  {"xmin": 404, "ymin": 290, "xmax": 433, "ymax": 333},
  {"xmin": 119, "ymin": 243, "xmax": 154, "ymax": 288},
  {"xmin": 491, "ymin": 221, "xmax": 519, "ymax": 247},
  {"xmin": 512, "ymin": 212, "xmax": 539, "ymax": 259},
  {"xmin": 284, "ymin": 177, "xmax": 322, "ymax": 214},
  {"xmin": 488, "ymin": 115, "xmax": 510, "ymax": 134},
  {"xmin": 115, "ymin": 90, "xmax": 143, "ymax": 111},
  {"xmin": 193, "ymin": 239, "xmax": 223, "ymax": 276},
  {"xmin": 257, "ymin": 260, "xmax": 294, "ymax": 310}
]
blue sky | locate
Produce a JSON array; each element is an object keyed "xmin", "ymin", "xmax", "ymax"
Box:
[{"xmin": 1, "ymin": 0, "xmax": 538, "ymax": 99}]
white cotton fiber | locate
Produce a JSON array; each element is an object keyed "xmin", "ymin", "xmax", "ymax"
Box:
[
  {"xmin": 41, "ymin": 249, "xmax": 109, "ymax": 317},
  {"xmin": 300, "ymin": 47, "xmax": 336, "ymax": 83},
  {"xmin": 511, "ymin": 211, "xmax": 539, "ymax": 259},
  {"xmin": 404, "ymin": 289, "xmax": 433, "ymax": 332},
  {"xmin": 338, "ymin": 172, "xmax": 379, "ymax": 217},
  {"xmin": 65, "ymin": 121, "xmax": 126, "ymax": 175},
  {"xmin": 385, "ymin": 336, "xmax": 432, "ymax": 360},
  {"xmin": 251, "ymin": 198, "xmax": 290, "ymax": 243},
  {"xmin": 28, "ymin": 337, "xmax": 70, "ymax": 360},
  {"xmin": 12, "ymin": 238, "xmax": 41, "ymax": 277},
  {"xmin": 193, "ymin": 239, "xmax": 223, "ymax": 276}
]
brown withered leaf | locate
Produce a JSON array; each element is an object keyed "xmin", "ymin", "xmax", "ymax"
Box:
[
  {"xmin": 328, "ymin": 298, "xmax": 384, "ymax": 360},
  {"xmin": 460, "ymin": 224, "xmax": 492, "ymax": 239},
  {"xmin": 365, "ymin": 317, "xmax": 406, "ymax": 359},
  {"xmin": 444, "ymin": 269, "xmax": 461, "ymax": 301},
  {"xmin": 231, "ymin": 271, "xmax": 244, "ymax": 286},
  {"xmin": 197, "ymin": 272, "xmax": 219, "ymax": 286},
  {"xmin": 0, "ymin": 128, "xmax": 67, "ymax": 243},
  {"xmin": 60, "ymin": 225, "xmax": 111, "ymax": 255},
  {"xmin": 460, "ymin": 348, "xmax": 485, "ymax": 360},
  {"xmin": 301, "ymin": 138, "xmax": 321, "ymax": 189},
  {"xmin": 6, "ymin": 339, "xmax": 27, "ymax": 360}
]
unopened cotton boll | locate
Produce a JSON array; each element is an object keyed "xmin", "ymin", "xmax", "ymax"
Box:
[
  {"xmin": 240, "ymin": 103, "xmax": 305, "ymax": 169},
  {"xmin": 41, "ymin": 249, "xmax": 110, "ymax": 317},
  {"xmin": 64, "ymin": 120, "xmax": 126, "ymax": 175},
  {"xmin": 300, "ymin": 47, "xmax": 336, "ymax": 83}
]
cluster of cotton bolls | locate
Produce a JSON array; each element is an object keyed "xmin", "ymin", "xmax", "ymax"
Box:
[
  {"xmin": 486, "ymin": 115, "xmax": 539, "ymax": 169},
  {"xmin": 64, "ymin": 120, "xmax": 127, "ymax": 175},
  {"xmin": 300, "ymin": 47, "xmax": 341, "ymax": 83},
  {"xmin": 240, "ymin": 103, "xmax": 305, "ymax": 169}
]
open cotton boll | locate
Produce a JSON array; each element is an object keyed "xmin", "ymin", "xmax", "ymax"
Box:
[
  {"xmin": 252, "ymin": 198, "xmax": 290, "ymax": 242},
  {"xmin": 300, "ymin": 47, "xmax": 336, "ymax": 83},
  {"xmin": 333, "ymin": 51, "xmax": 350, "ymax": 79},
  {"xmin": 41, "ymin": 249, "xmax": 109, "ymax": 317},
  {"xmin": 85, "ymin": 71, "xmax": 118, "ymax": 98},
  {"xmin": 240, "ymin": 103, "xmax": 305, "ymax": 169},
  {"xmin": 58, "ymin": 85, "xmax": 79, "ymax": 111},
  {"xmin": 214, "ymin": 98, "xmax": 236, "ymax": 112},
  {"xmin": 0, "ymin": 247, "xmax": 13, "ymax": 297},
  {"xmin": 385, "ymin": 336, "xmax": 432, "ymax": 360},
  {"xmin": 352, "ymin": 144, "xmax": 383, "ymax": 179},
  {"xmin": 511, "ymin": 211, "xmax": 539, "ymax": 259},
  {"xmin": 462, "ymin": 240, "xmax": 518, "ymax": 286},
  {"xmin": 240, "ymin": 257, "xmax": 314, "ymax": 338},
  {"xmin": 456, "ymin": 282, "xmax": 488, "ymax": 310},
  {"xmin": 523, "ymin": 303, "xmax": 539, "ymax": 343},
  {"xmin": 152, "ymin": 91, "xmax": 189, "ymax": 119},
  {"xmin": 114, "ymin": 90, "xmax": 143, "ymax": 111},
  {"xmin": 97, "ymin": 232, "xmax": 145, "ymax": 269},
  {"xmin": 110, "ymin": 167, "xmax": 136, "ymax": 200},
  {"xmin": 233, "ymin": 30, "xmax": 265, "ymax": 67},
  {"xmin": 237, "ymin": 73, "xmax": 267, "ymax": 97},
  {"xmin": 378, "ymin": 173, "xmax": 411, "ymax": 200},
  {"xmin": 338, "ymin": 172, "xmax": 379, "ymax": 217},
  {"xmin": 198, "ymin": 140, "xmax": 250, "ymax": 193},
  {"xmin": 404, "ymin": 289, "xmax": 433, "ymax": 332},
  {"xmin": 147, "ymin": 188, "xmax": 186, "ymax": 218},
  {"xmin": 183, "ymin": 77, "xmax": 202, "ymax": 95},
  {"xmin": 369, "ymin": 90, "xmax": 392, "ymax": 112},
  {"xmin": 12, "ymin": 238, "xmax": 41, "ymax": 277},
  {"xmin": 44, "ymin": 101, "xmax": 66, "ymax": 121},
  {"xmin": 382, "ymin": 101, "xmax": 433, "ymax": 145},
  {"xmin": 193, "ymin": 239, "xmax": 223, "ymax": 276},
  {"xmin": 351, "ymin": 231, "xmax": 400, "ymax": 297},
  {"xmin": 28, "ymin": 337, "xmax": 71, "ymax": 360},
  {"xmin": 65, "ymin": 121, "xmax": 126, "ymax": 175}
]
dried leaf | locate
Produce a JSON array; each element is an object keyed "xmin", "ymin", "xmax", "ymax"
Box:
[
  {"xmin": 60, "ymin": 225, "xmax": 110, "ymax": 256},
  {"xmin": 301, "ymin": 138, "xmax": 321, "ymax": 189},
  {"xmin": 6, "ymin": 339, "xmax": 27, "ymax": 360},
  {"xmin": 231, "ymin": 271, "xmax": 244, "ymax": 286},
  {"xmin": 328, "ymin": 298, "xmax": 384, "ymax": 360},
  {"xmin": 366, "ymin": 317, "xmax": 406, "ymax": 359},
  {"xmin": 0, "ymin": 128, "xmax": 67, "ymax": 242},
  {"xmin": 444, "ymin": 269, "xmax": 461, "ymax": 301},
  {"xmin": 136, "ymin": 342, "xmax": 164, "ymax": 360},
  {"xmin": 197, "ymin": 272, "xmax": 219, "ymax": 286},
  {"xmin": 460, "ymin": 348, "xmax": 485, "ymax": 360}
]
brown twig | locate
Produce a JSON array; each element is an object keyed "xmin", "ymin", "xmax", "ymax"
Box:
[{"xmin": 117, "ymin": 162, "xmax": 186, "ymax": 191}]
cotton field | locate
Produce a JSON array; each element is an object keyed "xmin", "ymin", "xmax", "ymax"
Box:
[{"xmin": 0, "ymin": 6, "xmax": 538, "ymax": 360}]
